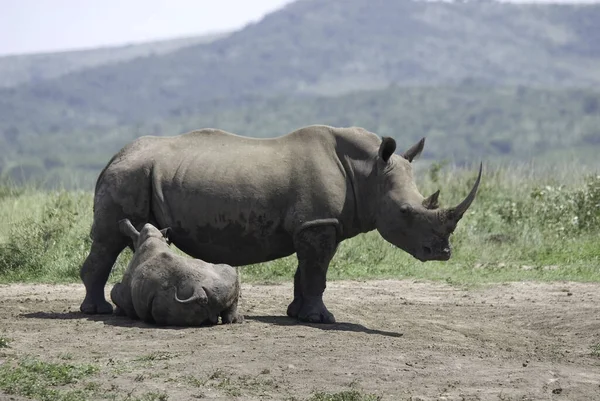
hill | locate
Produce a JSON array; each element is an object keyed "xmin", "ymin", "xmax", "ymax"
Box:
[
  {"xmin": 2, "ymin": 1, "xmax": 600, "ymax": 126},
  {"xmin": 3, "ymin": 83, "xmax": 599, "ymax": 188},
  {"xmin": 2, "ymin": 0, "xmax": 600, "ymax": 187},
  {"xmin": 0, "ymin": 32, "xmax": 227, "ymax": 88},
  {"xmin": 3, "ymin": 0, "xmax": 600, "ymax": 120}
]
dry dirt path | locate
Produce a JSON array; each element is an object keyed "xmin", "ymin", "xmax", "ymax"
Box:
[{"xmin": 1, "ymin": 280, "xmax": 599, "ymax": 400}]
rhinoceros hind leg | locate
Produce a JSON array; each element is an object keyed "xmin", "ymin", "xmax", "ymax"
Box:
[
  {"xmin": 288, "ymin": 225, "xmax": 338, "ymax": 324},
  {"xmin": 80, "ymin": 240, "xmax": 127, "ymax": 315}
]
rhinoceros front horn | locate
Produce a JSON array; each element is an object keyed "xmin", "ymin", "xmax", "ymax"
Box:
[{"xmin": 448, "ymin": 162, "xmax": 483, "ymax": 220}]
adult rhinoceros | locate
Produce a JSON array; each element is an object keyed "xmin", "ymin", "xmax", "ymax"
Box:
[{"xmin": 80, "ymin": 125, "xmax": 481, "ymax": 323}]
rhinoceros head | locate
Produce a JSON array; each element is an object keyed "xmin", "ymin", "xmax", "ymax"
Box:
[
  {"xmin": 118, "ymin": 219, "xmax": 172, "ymax": 250},
  {"xmin": 374, "ymin": 137, "xmax": 482, "ymax": 262}
]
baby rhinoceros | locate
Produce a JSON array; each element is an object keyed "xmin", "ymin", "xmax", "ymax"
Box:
[{"xmin": 110, "ymin": 219, "xmax": 243, "ymax": 326}]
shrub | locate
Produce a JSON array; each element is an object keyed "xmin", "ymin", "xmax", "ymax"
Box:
[
  {"xmin": 500, "ymin": 174, "xmax": 600, "ymax": 235},
  {"xmin": 0, "ymin": 191, "xmax": 92, "ymax": 280}
]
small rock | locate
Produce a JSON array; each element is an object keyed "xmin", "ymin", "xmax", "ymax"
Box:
[
  {"xmin": 521, "ymin": 265, "xmax": 534, "ymax": 270},
  {"xmin": 552, "ymin": 388, "xmax": 563, "ymax": 395},
  {"xmin": 567, "ymin": 292, "xmax": 573, "ymax": 296}
]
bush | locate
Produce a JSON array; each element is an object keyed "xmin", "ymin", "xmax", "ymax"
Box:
[
  {"xmin": 0, "ymin": 191, "xmax": 92, "ymax": 280},
  {"xmin": 498, "ymin": 174, "xmax": 600, "ymax": 235}
]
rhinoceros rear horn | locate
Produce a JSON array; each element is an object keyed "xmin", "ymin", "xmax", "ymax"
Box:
[
  {"xmin": 448, "ymin": 162, "xmax": 483, "ymax": 221},
  {"xmin": 423, "ymin": 190, "xmax": 440, "ymax": 209}
]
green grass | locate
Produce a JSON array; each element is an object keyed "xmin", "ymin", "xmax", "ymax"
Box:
[
  {"xmin": 306, "ymin": 390, "xmax": 381, "ymax": 401},
  {"xmin": 591, "ymin": 343, "xmax": 600, "ymax": 357},
  {"xmin": 133, "ymin": 392, "xmax": 168, "ymax": 401},
  {"xmin": 0, "ymin": 163, "xmax": 598, "ymax": 286},
  {"xmin": 0, "ymin": 336, "xmax": 10, "ymax": 348},
  {"xmin": 134, "ymin": 351, "xmax": 176, "ymax": 362},
  {"xmin": 0, "ymin": 357, "xmax": 98, "ymax": 401}
]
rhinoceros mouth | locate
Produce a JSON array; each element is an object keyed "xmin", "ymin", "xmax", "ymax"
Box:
[
  {"xmin": 434, "ymin": 252, "xmax": 452, "ymax": 261},
  {"xmin": 418, "ymin": 246, "xmax": 451, "ymax": 262}
]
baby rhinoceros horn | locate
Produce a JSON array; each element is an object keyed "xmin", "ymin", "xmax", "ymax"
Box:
[{"xmin": 445, "ymin": 162, "xmax": 483, "ymax": 222}]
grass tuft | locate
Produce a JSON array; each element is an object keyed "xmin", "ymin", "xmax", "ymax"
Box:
[
  {"xmin": 135, "ymin": 392, "xmax": 169, "ymax": 401},
  {"xmin": 307, "ymin": 390, "xmax": 382, "ymax": 401},
  {"xmin": 0, "ymin": 357, "xmax": 98, "ymax": 401},
  {"xmin": 591, "ymin": 343, "xmax": 600, "ymax": 357},
  {"xmin": 134, "ymin": 351, "xmax": 175, "ymax": 362}
]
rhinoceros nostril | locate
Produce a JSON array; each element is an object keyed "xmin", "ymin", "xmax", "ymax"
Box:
[{"xmin": 423, "ymin": 246, "xmax": 432, "ymax": 255}]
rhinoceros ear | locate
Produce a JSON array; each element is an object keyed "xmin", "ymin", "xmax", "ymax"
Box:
[
  {"xmin": 378, "ymin": 137, "xmax": 396, "ymax": 163},
  {"xmin": 119, "ymin": 219, "xmax": 140, "ymax": 242},
  {"xmin": 402, "ymin": 137, "xmax": 425, "ymax": 163}
]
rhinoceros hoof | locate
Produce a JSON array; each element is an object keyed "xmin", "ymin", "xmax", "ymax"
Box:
[
  {"xmin": 286, "ymin": 297, "xmax": 303, "ymax": 318},
  {"xmin": 297, "ymin": 300, "xmax": 336, "ymax": 324},
  {"xmin": 299, "ymin": 308, "xmax": 336, "ymax": 324},
  {"xmin": 231, "ymin": 314, "xmax": 244, "ymax": 324},
  {"xmin": 114, "ymin": 306, "xmax": 127, "ymax": 316},
  {"xmin": 222, "ymin": 313, "xmax": 244, "ymax": 324},
  {"xmin": 80, "ymin": 300, "xmax": 113, "ymax": 315}
]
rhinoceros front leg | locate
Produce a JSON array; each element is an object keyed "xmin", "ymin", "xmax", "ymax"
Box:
[
  {"xmin": 287, "ymin": 225, "xmax": 338, "ymax": 324},
  {"xmin": 221, "ymin": 301, "xmax": 243, "ymax": 324},
  {"xmin": 110, "ymin": 282, "xmax": 138, "ymax": 319},
  {"xmin": 287, "ymin": 268, "xmax": 303, "ymax": 318}
]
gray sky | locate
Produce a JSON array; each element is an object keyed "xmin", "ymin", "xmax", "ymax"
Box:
[
  {"xmin": 0, "ymin": 0, "xmax": 293, "ymax": 56},
  {"xmin": 1, "ymin": 0, "xmax": 598, "ymax": 56}
]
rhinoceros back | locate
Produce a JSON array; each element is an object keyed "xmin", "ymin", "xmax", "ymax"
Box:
[{"xmin": 93, "ymin": 126, "xmax": 353, "ymax": 266}]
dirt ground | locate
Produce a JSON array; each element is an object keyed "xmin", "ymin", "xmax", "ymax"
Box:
[{"xmin": 1, "ymin": 280, "xmax": 599, "ymax": 401}]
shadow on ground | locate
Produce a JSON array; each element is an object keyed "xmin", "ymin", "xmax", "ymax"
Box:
[
  {"xmin": 20, "ymin": 311, "xmax": 403, "ymax": 337},
  {"xmin": 20, "ymin": 311, "xmax": 186, "ymax": 330},
  {"xmin": 246, "ymin": 315, "xmax": 404, "ymax": 337}
]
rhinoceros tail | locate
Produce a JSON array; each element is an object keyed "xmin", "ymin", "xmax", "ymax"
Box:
[{"xmin": 174, "ymin": 286, "xmax": 208, "ymax": 304}]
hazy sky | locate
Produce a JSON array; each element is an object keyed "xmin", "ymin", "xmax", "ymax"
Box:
[
  {"xmin": 0, "ymin": 0, "xmax": 293, "ymax": 56},
  {"xmin": 1, "ymin": 0, "xmax": 598, "ymax": 56}
]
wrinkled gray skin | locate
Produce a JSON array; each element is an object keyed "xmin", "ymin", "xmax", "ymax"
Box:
[
  {"xmin": 110, "ymin": 219, "xmax": 242, "ymax": 326},
  {"xmin": 81, "ymin": 125, "xmax": 481, "ymax": 323}
]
